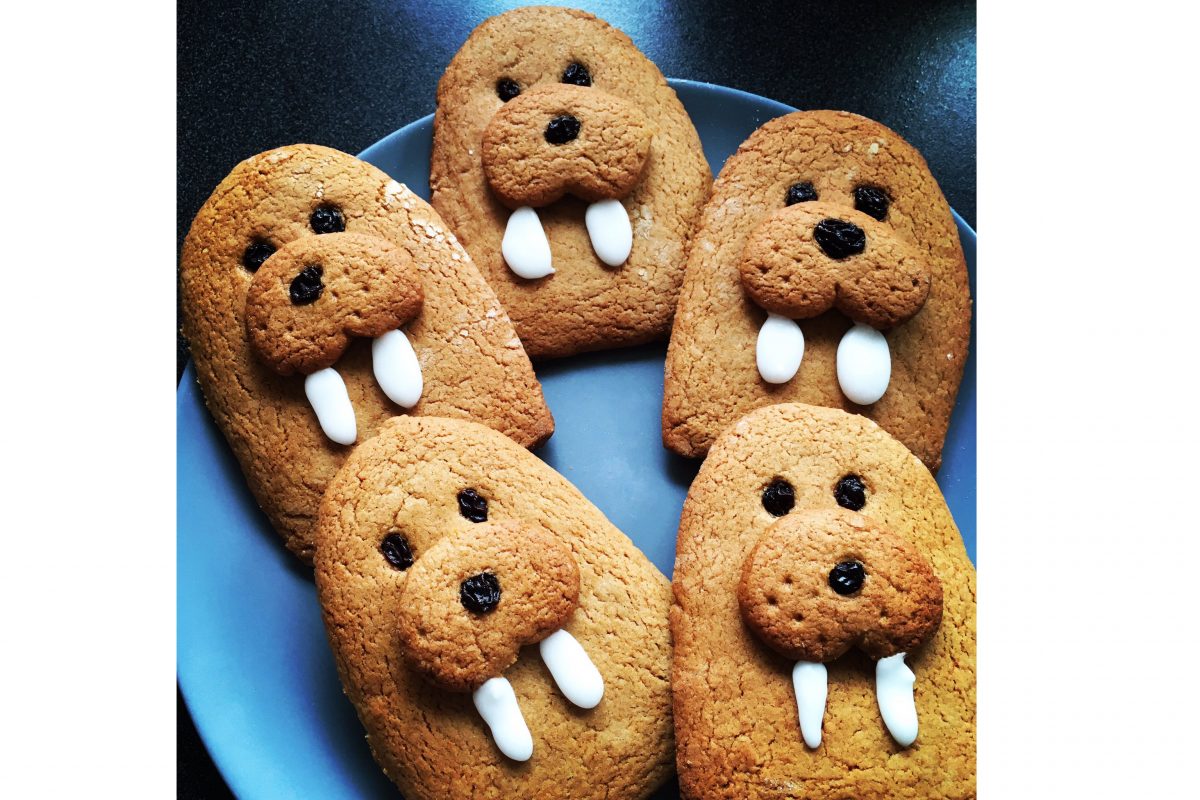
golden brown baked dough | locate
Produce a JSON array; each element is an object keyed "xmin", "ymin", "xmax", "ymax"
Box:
[
  {"xmin": 671, "ymin": 403, "xmax": 975, "ymax": 799},
  {"xmin": 663, "ymin": 111, "xmax": 971, "ymax": 470},
  {"xmin": 395, "ymin": 521, "xmax": 581, "ymax": 693},
  {"xmin": 180, "ymin": 144, "xmax": 553, "ymax": 562},
  {"xmin": 431, "ymin": 6, "xmax": 712, "ymax": 358},
  {"xmin": 315, "ymin": 414, "xmax": 674, "ymax": 799}
]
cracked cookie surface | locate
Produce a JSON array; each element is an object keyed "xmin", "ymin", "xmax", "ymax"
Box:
[
  {"xmin": 396, "ymin": 521, "xmax": 581, "ymax": 692},
  {"xmin": 663, "ymin": 110, "xmax": 970, "ymax": 469},
  {"xmin": 180, "ymin": 144, "xmax": 553, "ymax": 561},
  {"xmin": 671, "ymin": 403, "xmax": 975, "ymax": 799},
  {"xmin": 315, "ymin": 415, "xmax": 674, "ymax": 799},
  {"xmin": 431, "ymin": 6, "xmax": 711, "ymax": 358}
]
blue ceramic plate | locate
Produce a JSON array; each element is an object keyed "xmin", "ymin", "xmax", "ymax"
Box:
[{"xmin": 177, "ymin": 79, "xmax": 976, "ymax": 799}]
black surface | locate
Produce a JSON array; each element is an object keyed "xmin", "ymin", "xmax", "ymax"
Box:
[{"xmin": 176, "ymin": 1, "xmax": 975, "ymax": 795}]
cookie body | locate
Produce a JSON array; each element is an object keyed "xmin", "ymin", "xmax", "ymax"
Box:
[
  {"xmin": 431, "ymin": 6, "xmax": 711, "ymax": 358},
  {"xmin": 671, "ymin": 403, "xmax": 975, "ymax": 798},
  {"xmin": 180, "ymin": 145, "xmax": 553, "ymax": 562},
  {"xmin": 663, "ymin": 111, "xmax": 971, "ymax": 469},
  {"xmin": 315, "ymin": 415, "xmax": 674, "ymax": 799}
]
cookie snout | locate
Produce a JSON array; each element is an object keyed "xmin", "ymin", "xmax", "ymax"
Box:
[
  {"xmin": 738, "ymin": 507, "xmax": 943, "ymax": 663},
  {"xmin": 738, "ymin": 202, "xmax": 931, "ymax": 330},
  {"xmin": 395, "ymin": 521, "xmax": 582, "ymax": 693},
  {"xmin": 244, "ymin": 232, "xmax": 423, "ymax": 376},
  {"xmin": 482, "ymin": 83, "xmax": 652, "ymax": 208}
]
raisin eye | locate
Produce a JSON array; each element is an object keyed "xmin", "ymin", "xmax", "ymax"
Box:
[
  {"xmin": 828, "ymin": 560, "xmax": 865, "ymax": 595},
  {"xmin": 496, "ymin": 77, "xmax": 521, "ymax": 102},
  {"xmin": 854, "ymin": 186, "xmax": 890, "ymax": 221},
  {"xmin": 381, "ymin": 532, "xmax": 414, "ymax": 571},
  {"xmin": 242, "ymin": 240, "xmax": 275, "ymax": 272},
  {"xmin": 460, "ymin": 572, "xmax": 502, "ymax": 613},
  {"xmin": 457, "ymin": 488, "xmax": 488, "ymax": 522},
  {"xmin": 310, "ymin": 204, "xmax": 345, "ymax": 234},
  {"xmin": 785, "ymin": 182, "xmax": 818, "ymax": 206},
  {"xmin": 761, "ymin": 479, "xmax": 795, "ymax": 517},
  {"xmin": 834, "ymin": 474, "xmax": 867, "ymax": 511},
  {"xmin": 289, "ymin": 265, "xmax": 324, "ymax": 305},
  {"xmin": 561, "ymin": 62, "xmax": 592, "ymax": 86}
]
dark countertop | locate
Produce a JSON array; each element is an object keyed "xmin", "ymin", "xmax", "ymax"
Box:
[{"xmin": 177, "ymin": 1, "xmax": 974, "ymax": 795}]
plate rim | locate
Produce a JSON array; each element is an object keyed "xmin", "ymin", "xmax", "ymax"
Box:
[{"xmin": 359, "ymin": 78, "xmax": 977, "ymax": 236}]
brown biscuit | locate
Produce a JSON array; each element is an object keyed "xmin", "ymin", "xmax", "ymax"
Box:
[
  {"xmin": 663, "ymin": 110, "xmax": 971, "ymax": 470},
  {"xmin": 432, "ymin": 6, "xmax": 712, "ymax": 358},
  {"xmin": 396, "ymin": 521, "xmax": 581, "ymax": 693},
  {"xmin": 315, "ymin": 415, "xmax": 674, "ymax": 799},
  {"xmin": 482, "ymin": 83, "xmax": 652, "ymax": 208},
  {"xmin": 244, "ymin": 232, "xmax": 423, "ymax": 375},
  {"xmin": 180, "ymin": 144, "xmax": 554, "ymax": 562},
  {"xmin": 738, "ymin": 203, "xmax": 931, "ymax": 329},
  {"xmin": 738, "ymin": 508, "xmax": 943, "ymax": 662},
  {"xmin": 671, "ymin": 403, "xmax": 975, "ymax": 799}
]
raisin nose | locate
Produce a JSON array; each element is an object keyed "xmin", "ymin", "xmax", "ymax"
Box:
[
  {"xmin": 545, "ymin": 114, "xmax": 581, "ymax": 145},
  {"xmin": 460, "ymin": 572, "xmax": 502, "ymax": 614},
  {"xmin": 813, "ymin": 219, "xmax": 867, "ymax": 259},
  {"xmin": 828, "ymin": 560, "xmax": 866, "ymax": 595},
  {"xmin": 289, "ymin": 265, "xmax": 324, "ymax": 305}
]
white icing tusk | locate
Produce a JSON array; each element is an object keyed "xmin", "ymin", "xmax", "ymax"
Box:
[
  {"xmin": 792, "ymin": 661, "xmax": 828, "ymax": 749},
  {"xmin": 876, "ymin": 652, "xmax": 919, "ymax": 747},
  {"xmin": 538, "ymin": 629, "xmax": 604, "ymax": 709},
  {"xmin": 584, "ymin": 198, "xmax": 633, "ymax": 267},
  {"xmin": 501, "ymin": 206, "xmax": 554, "ymax": 279},
  {"xmin": 836, "ymin": 323, "xmax": 891, "ymax": 405},
  {"xmin": 371, "ymin": 329, "xmax": 422, "ymax": 409},
  {"xmin": 756, "ymin": 313, "xmax": 805, "ymax": 384},
  {"xmin": 472, "ymin": 676, "xmax": 534, "ymax": 762},
  {"xmin": 304, "ymin": 367, "xmax": 356, "ymax": 445}
]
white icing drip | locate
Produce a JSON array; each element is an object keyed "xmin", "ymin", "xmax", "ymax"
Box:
[
  {"xmin": 538, "ymin": 629, "xmax": 604, "ymax": 709},
  {"xmin": 836, "ymin": 323, "xmax": 891, "ymax": 405},
  {"xmin": 371, "ymin": 329, "xmax": 422, "ymax": 409},
  {"xmin": 756, "ymin": 313, "xmax": 805, "ymax": 384},
  {"xmin": 472, "ymin": 676, "xmax": 534, "ymax": 761},
  {"xmin": 584, "ymin": 198, "xmax": 633, "ymax": 266},
  {"xmin": 501, "ymin": 206, "xmax": 554, "ymax": 279},
  {"xmin": 876, "ymin": 652, "xmax": 918, "ymax": 747},
  {"xmin": 792, "ymin": 660, "xmax": 828, "ymax": 749},
  {"xmin": 304, "ymin": 367, "xmax": 356, "ymax": 445}
]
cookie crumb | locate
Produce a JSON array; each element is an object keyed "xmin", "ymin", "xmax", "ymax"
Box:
[
  {"xmin": 634, "ymin": 205, "xmax": 654, "ymax": 238},
  {"xmin": 383, "ymin": 180, "xmax": 408, "ymax": 206}
]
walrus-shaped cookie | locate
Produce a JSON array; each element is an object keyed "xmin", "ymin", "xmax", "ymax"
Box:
[
  {"xmin": 671, "ymin": 403, "xmax": 975, "ymax": 798},
  {"xmin": 180, "ymin": 145, "xmax": 553, "ymax": 561},
  {"xmin": 315, "ymin": 415, "xmax": 674, "ymax": 798},
  {"xmin": 431, "ymin": 6, "xmax": 712, "ymax": 358},
  {"xmin": 663, "ymin": 111, "xmax": 971, "ymax": 469}
]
